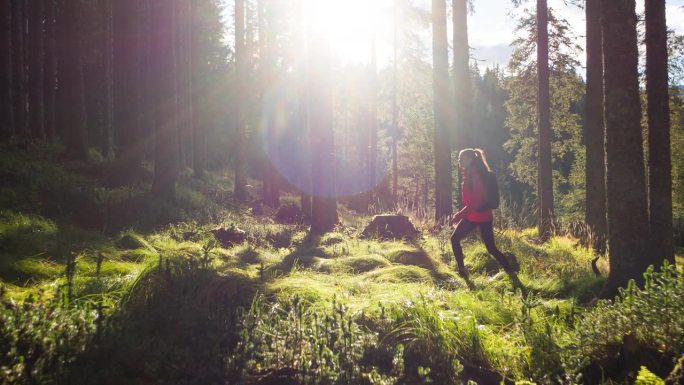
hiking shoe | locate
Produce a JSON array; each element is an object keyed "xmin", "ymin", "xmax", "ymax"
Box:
[{"xmin": 457, "ymin": 267, "xmax": 469, "ymax": 279}]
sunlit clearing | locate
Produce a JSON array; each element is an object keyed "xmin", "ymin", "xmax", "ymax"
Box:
[{"xmin": 303, "ymin": 0, "xmax": 391, "ymax": 64}]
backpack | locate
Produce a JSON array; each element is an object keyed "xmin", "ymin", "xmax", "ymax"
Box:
[{"xmin": 477, "ymin": 171, "xmax": 500, "ymax": 212}]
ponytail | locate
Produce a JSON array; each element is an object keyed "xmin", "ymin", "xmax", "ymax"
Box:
[
  {"xmin": 459, "ymin": 148, "xmax": 491, "ymax": 191},
  {"xmin": 473, "ymin": 148, "xmax": 492, "ymax": 173},
  {"xmin": 459, "ymin": 148, "xmax": 491, "ymax": 173}
]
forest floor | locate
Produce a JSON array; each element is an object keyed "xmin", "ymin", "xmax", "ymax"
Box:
[{"xmin": 1, "ymin": 141, "xmax": 683, "ymax": 385}]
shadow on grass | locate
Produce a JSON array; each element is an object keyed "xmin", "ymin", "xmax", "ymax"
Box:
[
  {"xmin": 63, "ymin": 258, "xmax": 259, "ymax": 385},
  {"xmin": 0, "ymin": 211, "xmax": 109, "ymax": 285},
  {"xmin": 267, "ymin": 233, "xmax": 329, "ymax": 274}
]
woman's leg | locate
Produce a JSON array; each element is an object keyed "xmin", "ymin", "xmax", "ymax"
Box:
[
  {"xmin": 450, "ymin": 219, "xmax": 477, "ymax": 273},
  {"xmin": 478, "ymin": 221, "xmax": 514, "ymax": 272}
]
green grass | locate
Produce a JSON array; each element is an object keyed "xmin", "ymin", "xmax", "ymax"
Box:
[{"xmin": 2, "ymin": 144, "xmax": 683, "ymax": 384}]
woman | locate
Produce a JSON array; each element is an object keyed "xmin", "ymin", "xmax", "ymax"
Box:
[{"xmin": 450, "ymin": 148, "xmax": 518, "ymax": 279}]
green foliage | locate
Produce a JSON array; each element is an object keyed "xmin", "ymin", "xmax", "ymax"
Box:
[
  {"xmin": 504, "ymin": 9, "xmax": 585, "ymax": 222},
  {"xmin": 635, "ymin": 366, "xmax": 665, "ymax": 385},
  {"xmin": 0, "ymin": 297, "xmax": 98, "ymax": 384},
  {"xmin": 3, "ymin": 142, "xmax": 684, "ymax": 384},
  {"xmin": 229, "ymin": 295, "xmax": 401, "ymax": 385},
  {"xmin": 385, "ymin": 296, "xmax": 473, "ymax": 384},
  {"xmin": 569, "ymin": 264, "xmax": 684, "ymax": 380}
]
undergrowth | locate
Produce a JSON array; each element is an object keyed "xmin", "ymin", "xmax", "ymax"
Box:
[{"xmin": 2, "ymin": 144, "xmax": 684, "ymax": 384}]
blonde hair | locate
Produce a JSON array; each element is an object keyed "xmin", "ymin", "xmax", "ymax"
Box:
[{"xmin": 459, "ymin": 148, "xmax": 491, "ymax": 173}]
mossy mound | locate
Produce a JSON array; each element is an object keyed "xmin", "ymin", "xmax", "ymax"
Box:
[
  {"xmin": 315, "ymin": 254, "xmax": 391, "ymax": 274},
  {"xmin": 320, "ymin": 232, "xmax": 345, "ymax": 246},
  {"xmin": 385, "ymin": 247, "xmax": 440, "ymax": 271},
  {"xmin": 363, "ymin": 265, "xmax": 434, "ymax": 284},
  {"xmin": 116, "ymin": 231, "xmax": 152, "ymax": 251},
  {"xmin": 267, "ymin": 275, "xmax": 337, "ymax": 303},
  {"xmin": 119, "ymin": 248, "xmax": 158, "ymax": 263},
  {"xmin": 236, "ymin": 245, "xmax": 261, "ymax": 264}
]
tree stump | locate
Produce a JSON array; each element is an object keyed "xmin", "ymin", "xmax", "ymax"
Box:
[
  {"xmin": 361, "ymin": 214, "xmax": 419, "ymax": 241},
  {"xmin": 211, "ymin": 226, "xmax": 247, "ymax": 247}
]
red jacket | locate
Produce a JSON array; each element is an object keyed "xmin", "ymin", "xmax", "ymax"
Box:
[{"xmin": 452, "ymin": 169, "xmax": 493, "ymax": 223}]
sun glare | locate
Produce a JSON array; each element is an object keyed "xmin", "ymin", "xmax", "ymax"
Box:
[{"xmin": 302, "ymin": 0, "xmax": 392, "ymax": 64}]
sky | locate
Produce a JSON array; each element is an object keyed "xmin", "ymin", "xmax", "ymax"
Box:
[
  {"xmin": 222, "ymin": 1, "xmax": 684, "ymax": 72},
  {"xmin": 468, "ymin": 0, "xmax": 684, "ymax": 70}
]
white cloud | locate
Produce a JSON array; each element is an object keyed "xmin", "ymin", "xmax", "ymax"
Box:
[
  {"xmin": 468, "ymin": 0, "xmax": 684, "ymax": 70},
  {"xmin": 471, "ymin": 44, "xmax": 514, "ymax": 69}
]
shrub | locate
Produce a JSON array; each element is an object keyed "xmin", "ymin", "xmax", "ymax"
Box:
[{"xmin": 568, "ymin": 263, "xmax": 684, "ymax": 381}]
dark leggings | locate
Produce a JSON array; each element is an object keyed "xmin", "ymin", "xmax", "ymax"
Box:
[{"xmin": 450, "ymin": 219, "xmax": 512, "ymax": 272}]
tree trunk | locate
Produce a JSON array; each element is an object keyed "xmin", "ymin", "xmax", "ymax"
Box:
[
  {"xmin": 452, "ymin": 0, "xmax": 471, "ymax": 209},
  {"xmin": 369, "ymin": 28, "xmax": 378, "ymax": 210},
  {"xmin": 391, "ymin": 0, "xmax": 399, "ymax": 206},
  {"xmin": 432, "ymin": 0, "xmax": 452, "ymax": 222},
  {"xmin": 309, "ymin": 23, "xmax": 338, "ymax": 234},
  {"xmin": 44, "ymin": 0, "xmax": 56, "ymax": 142},
  {"xmin": 537, "ymin": 0, "xmax": 554, "ymax": 241},
  {"xmin": 28, "ymin": 0, "xmax": 45, "ymax": 140},
  {"xmin": 151, "ymin": 0, "xmax": 178, "ymax": 199},
  {"xmin": 113, "ymin": 0, "xmax": 144, "ymax": 178},
  {"xmin": 61, "ymin": 0, "xmax": 88, "ymax": 158},
  {"xmin": 12, "ymin": 0, "xmax": 27, "ymax": 137},
  {"xmin": 190, "ymin": 1, "xmax": 204, "ymax": 179},
  {"xmin": 102, "ymin": 0, "xmax": 114, "ymax": 159},
  {"xmin": 645, "ymin": 0, "xmax": 674, "ymax": 266},
  {"xmin": 175, "ymin": 0, "xmax": 191, "ymax": 170},
  {"xmin": 452, "ymin": 0, "xmax": 471, "ymax": 147},
  {"xmin": 585, "ymin": 0, "xmax": 607, "ymax": 254},
  {"xmin": 0, "ymin": 0, "xmax": 13, "ymax": 139},
  {"xmin": 296, "ymin": 0, "xmax": 311, "ymax": 219},
  {"xmin": 234, "ymin": 0, "xmax": 248, "ymax": 201},
  {"xmin": 260, "ymin": 0, "xmax": 280, "ymax": 208},
  {"xmin": 601, "ymin": 0, "xmax": 652, "ymax": 297},
  {"xmin": 141, "ymin": 0, "xmax": 155, "ymax": 162}
]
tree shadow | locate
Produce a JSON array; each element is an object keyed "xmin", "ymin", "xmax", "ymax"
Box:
[
  {"xmin": 63, "ymin": 259, "xmax": 260, "ymax": 385},
  {"xmin": 0, "ymin": 215, "xmax": 108, "ymax": 285}
]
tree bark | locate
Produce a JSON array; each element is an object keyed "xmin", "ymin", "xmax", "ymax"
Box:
[
  {"xmin": 28, "ymin": 0, "xmax": 45, "ymax": 140},
  {"xmin": 452, "ymin": 0, "xmax": 471, "ymax": 147},
  {"xmin": 585, "ymin": 0, "xmax": 607, "ymax": 254},
  {"xmin": 309, "ymin": 22, "xmax": 338, "ymax": 234},
  {"xmin": 259, "ymin": 0, "xmax": 280, "ymax": 208},
  {"xmin": 369, "ymin": 27, "xmax": 378, "ymax": 210},
  {"xmin": 432, "ymin": 0, "xmax": 452, "ymax": 222},
  {"xmin": 113, "ymin": 0, "xmax": 144, "ymax": 177},
  {"xmin": 452, "ymin": 0, "xmax": 471, "ymax": 209},
  {"xmin": 102, "ymin": 0, "xmax": 114, "ymax": 159},
  {"xmin": 601, "ymin": 0, "xmax": 652, "ymax": 297},
  {"xmin": 537, "ymin": 0, "xmax": 554, "ymax": 240},
  {"xmin": 645, "ymin": 0, "xmax": 675, "ymax": 266},
  {"xmin": 0, "ymin": 0, "xmax": 13, "ymax": 139},
  {"xmin": 296, "ymin": 0, "xmax": 311, "ymax": 219},
  {"xmin": 61, "ymin": 0, "xmax": 88, "ymax": 158},
  {"xmin": 190, "ymin": 1, "xmax": 205, "ymax": 179},
  {"xmin": 234, "ymin": 0, "xmax": 248, "ymax": 201},
  {"xmin": 12, "ymin": 0, "xmax": 27, "ymax": 137},
  {"xmin": 151, "ymin": 0, "xmax": 178, "ymax": 199},
  {"xmin": 43, "ymin": 0, "xmax": 56, "ymax": 141},
  {"xmin": 175, "ymin": 0, "xmax": 191, "ymax": 170},
  {"xmin": 391, "ymin": 0, "xmax": 399, "ymax": 206}
]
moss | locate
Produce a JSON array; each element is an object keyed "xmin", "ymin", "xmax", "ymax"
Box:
[
  {"xmin": 363, "ymin": 265, "xmax": 434, "ymax": 284},
  {"xmin": 116, "ymin": 231, "xmax": 153, "ymax": 251},
  {"xmin": 119, "ymin": 248, "xmax": 158, "ymax": 263},
  {"xmin": 385, "ymin": 247, "xmax": 439, "ymax": 271}
]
